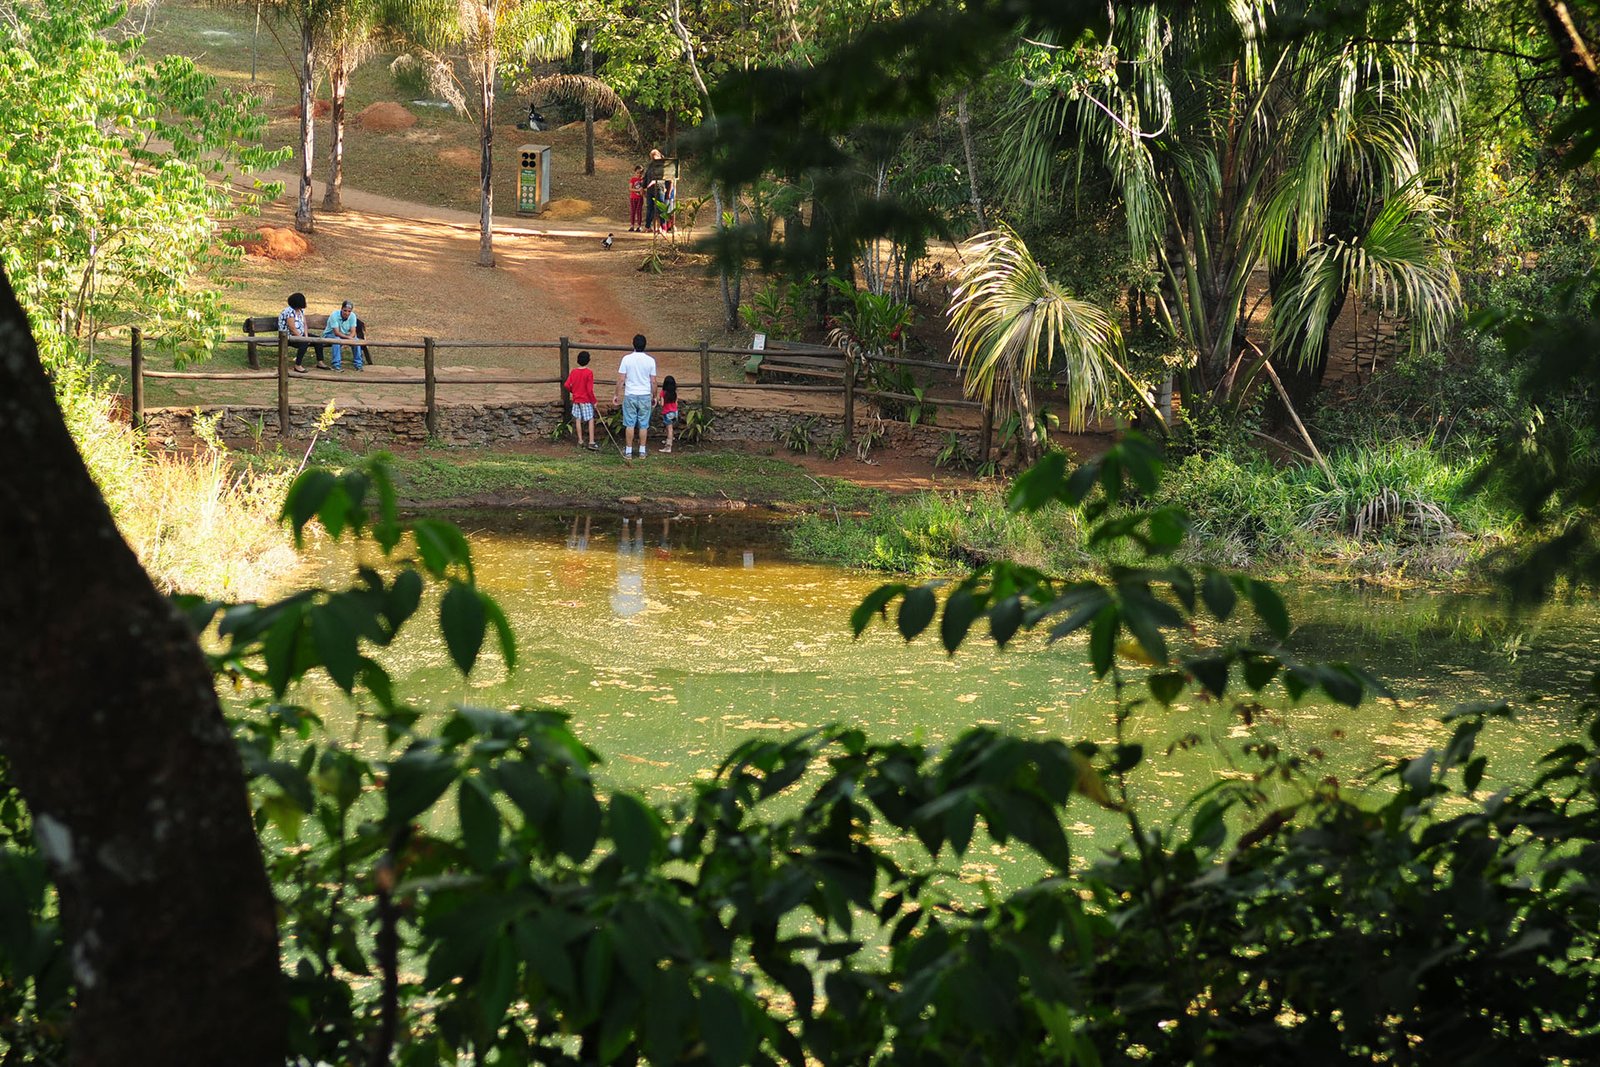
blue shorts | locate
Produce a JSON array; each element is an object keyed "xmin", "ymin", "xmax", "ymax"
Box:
[
  {"xmin": 663, "ymin": 409, "xmax": 678, "ymax": 424},
  {"xmin": 571, "ymin": 401, "xmax": 595, "ymax": 422},
  {"xmin": 622, "ymin": 394, "xmax": 651, "ymax": 429}
]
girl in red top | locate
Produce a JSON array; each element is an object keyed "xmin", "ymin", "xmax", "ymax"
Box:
[
  {"xmin": 657, "ymin": 375, "xmax": 679, "ymax": 453},
  {"xmin": 628, "ymin": 165, "xmax": 645, "ymax": 232},
  {"xmin": 564, "ymin": 350, "xmax": 599, "ymax": 450}
]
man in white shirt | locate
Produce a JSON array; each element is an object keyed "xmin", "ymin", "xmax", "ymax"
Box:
[{"xmin": 613, "ymin": 333, "xmax": 658, "ymax": 458}]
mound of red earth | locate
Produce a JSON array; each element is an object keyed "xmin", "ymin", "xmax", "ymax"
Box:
[
  {"xmin": 230, "ymin": 226, "xmax": 314, "ymax": 262},
  {"xmin": 358, "ymin": 101, "xmax": 417, "ymax": 132},
  {"xmin": 282, "ymin": 99, "xmax": 333, "ymax": 119}
]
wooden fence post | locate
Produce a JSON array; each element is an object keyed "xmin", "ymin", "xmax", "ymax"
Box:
[
  {"xmin": 424, "ymin": 337, "xmax": 438, "ymax": 437},
  {"xmin": 276, "ymin": 330, "xmax": 289, "ymax": 436},
  {"xmin": 699, "ymin": 340, "xmax": 711, "ymax": 410},
  {"xmin": 245, "ymin": 321, "xmax": 260, "ymax": 370},
  {"xmin": 842, "ymin": 353, "xmax": 855, "ymax": 445},
  {"xmin": 130, "ymin": 327, "xmax": 144, "ymax": 432},
  {"xmin": 979, "ymin": 393, "xmax": 995, "ymax": 463},
  {"xmin": 559, "ymin": 336, "xmax": 571, "ymax": 426}
]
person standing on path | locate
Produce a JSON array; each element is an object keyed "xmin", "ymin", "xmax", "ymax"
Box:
[
  {"xmin": 642, "ymin": 149, "xmax": 666, "ymax": 232},
  {"xmin": 613, "ymin": 334, "xmax": 657, "ymax": 459},
  {"xmin": 628, "ymin": 165, "xmax": 645, "ymax": 232}
]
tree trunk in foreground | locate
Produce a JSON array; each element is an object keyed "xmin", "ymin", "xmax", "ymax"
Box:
[
  {"xmin": 0, "ymin": 272, "xmax": 284, "ymax": 1063},
  {"xmin": 296, "ymin": 17, "xmax": 316, "ymax": 233}
]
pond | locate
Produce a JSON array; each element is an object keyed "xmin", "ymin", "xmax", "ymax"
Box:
[{"xmin": 298, "ymin": 511, "xmax": 1599, "ymax": 869}]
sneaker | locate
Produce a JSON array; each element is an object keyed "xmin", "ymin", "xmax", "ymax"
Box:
[
  {"xmin": 587, "ymin": 442, "xmax": 600, "ymax": 451},
  {"xmin": 625, "ymin": 449, "xmax": 634, "ymax": 458},
  {"xmin": 638, "ymin": 448, "xmax": 647, "ymax": 457},
  {"xmin": 661, "ymin": 445, "xmax": 672, "ymax": 454},
  {"xmin": 354, "ymin": 365, "xmax": 364, "ymax": 372}
]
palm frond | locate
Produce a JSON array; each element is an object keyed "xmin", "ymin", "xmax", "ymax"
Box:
[
  {"xmin": 515, "ymin": 73, "xmax": 639, "ymax": 142},
  {"xmin": 948, "ymin": 225, "xmax": 1122, "ymax": 432},
  {"xmin": 1269, "ymin": 184, "xmax": 1460, "ymax": 365}
]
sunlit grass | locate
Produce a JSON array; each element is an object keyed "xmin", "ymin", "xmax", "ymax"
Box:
[{"xmin": 64, "ymin": 383, "xmax": 298, "ymax": 599}]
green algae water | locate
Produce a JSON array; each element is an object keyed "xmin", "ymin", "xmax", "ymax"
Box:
[{"xmin": 297, "ymin": 511, "xmax": 1598, "ymax": 870}]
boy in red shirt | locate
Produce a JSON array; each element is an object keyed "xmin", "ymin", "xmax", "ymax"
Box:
[{"xmin": 564, "ymin": 350, "xmax": 600, "ymax": 450}]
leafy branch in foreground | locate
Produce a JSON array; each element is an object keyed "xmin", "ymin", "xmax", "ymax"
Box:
[
  {"xmin": 7, "ymin": 446, "xmax": 1600, "ymax": 1063},
  {"xmin": 854, "ymin": 432, "xmax": 1389, "ymax": 713}
]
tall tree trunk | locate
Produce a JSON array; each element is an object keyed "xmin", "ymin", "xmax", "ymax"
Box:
[
  {"xmin": 477, "ymin": 49, "xmax": 496, "ymax": 268},
  {"xmin": 323, "ymin": 48, "xmax": 348, "ymax": 212},
  {"xmin": 956, "ymin": 90, "xmax": 986, "ymax": 231},
  {"xmin": 583, "ymin": 25, "xmax": 596, "ymax": 177},
  {"xmin": 296, "ymin": 17, "xmax": 315, "ymax": 234},
  {"xmin": 0, "ymin": 272, "xmax": 284, "ymax": 1063},
  {"xmin": 1010, "ymin": 371, "xmax": 1039, "ymax": 463},
  {"xmin": 713, "ymin": 184, "xmax": 741, "ymax": 330}
]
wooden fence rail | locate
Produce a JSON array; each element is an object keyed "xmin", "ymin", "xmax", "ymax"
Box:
[{"xmin": 130, "ymin": 331, "xmax": 998, "ymax": 458}]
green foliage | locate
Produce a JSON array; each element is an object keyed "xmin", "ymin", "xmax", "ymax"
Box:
[
  {"xmin": 0, "ymin": 0, "xmax": 282, "ymax": 364},
  {"xmin": 933, "ymin": 432, "xmax": 974, "ymax": 471},
  {"xmin": 779, "ymin": 415, "xmax": 818, "ymax": 454},
  {"xmin": 675, "ymin": 404, "xmax": 715, "ymax": 445},
  {"xmin": 866, "ymin": 364, "xmax": 938, "ymax": 427},
  {"xmin": 739, "ymin": 274, "xmax": 816, "ymax": 338},
  {"xmin": 824, "ymin": 276, "xmax": 913, "ymax": 360},
  {"xmin": 9, "ymin": 441, "xmax": 1600, "ymax": 1061}
]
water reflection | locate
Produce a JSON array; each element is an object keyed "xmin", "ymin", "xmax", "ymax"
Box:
[{"xmin": 610, "ymin": 518, "xmax": 646, "ymax": 618}]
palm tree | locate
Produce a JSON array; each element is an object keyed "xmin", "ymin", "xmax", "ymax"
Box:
[
  {"xmin": 1001, "ymin": 3, "xmax": 1465, "ymax": 404},
  {"xmin": 320, "ymin": 0, "xmax": 380, "ymax": 212},
  {"xmin": 949, "ymin": 226, "xmax": 1153, "ymax": 459},
  {"xmin": 383, "ymin": 0, "xmax": 576, "ymax": 266}
]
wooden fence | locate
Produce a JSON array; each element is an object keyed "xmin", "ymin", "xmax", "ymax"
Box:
[{"xmin": 127, "ymin": 329, "xmax": 996, "ymax": 456}]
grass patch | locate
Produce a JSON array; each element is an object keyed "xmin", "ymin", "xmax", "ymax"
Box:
[
  {"xmin": 310, "ymin": 440, "xmax": 883, "ymax": 512},
  {"xmin": 787, "ymin": 491, "xmax": 1089, "ymax": 576},
  {"xmin": 788, "ymin": 439, "xmax": 1523, "ymax": 583}
]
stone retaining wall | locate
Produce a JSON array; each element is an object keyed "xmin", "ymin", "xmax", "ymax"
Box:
[{"xmin": 140, "ymin": 401, "xmax": 982, "ymax": 460}]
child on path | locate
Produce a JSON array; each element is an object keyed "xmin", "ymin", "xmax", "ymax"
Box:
[
  {"xmin": 628, "ymin": 165, "xmax": 644, "ymax": 232},
  {"xmin": 564, "ymin": 350, "xmax": 600, "ymax": 450},
  {"xmin": 657, "ymin": 375, "xmax": 679, "ymax": 453}
]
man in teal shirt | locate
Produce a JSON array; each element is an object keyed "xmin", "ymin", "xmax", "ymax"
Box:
[{"xmin": 323, "ymin": 300, "xmax": 362, "ymax": 370}]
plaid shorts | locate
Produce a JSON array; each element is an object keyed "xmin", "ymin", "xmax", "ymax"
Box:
[{"xmin": 571, "ymin": 401, "xmax": 595, "ymax": 421}]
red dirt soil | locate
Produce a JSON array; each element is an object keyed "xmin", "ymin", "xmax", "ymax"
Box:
[
  {"xmin": 230, "ymin": 226, "xmax": 314, "ymax": 262},
  {"xmin": 357, "ymin": 101, "xmax": 416, "ymax": 132}
]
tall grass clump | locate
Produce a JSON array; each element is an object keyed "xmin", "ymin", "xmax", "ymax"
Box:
[
  {"xmin": 1155, "ymin": 452, "xmax": 1306, "ymax": 566},
  {"xmin": 787, "ymin": 491, "xmax": 1088, "ymax": 575},
  {"xmin": 1294, "ymin": 438, "xmax": 1482, "ymax": 538},
  {"xmin": 61, "ymin": 380, "xmax": 297, "ymax": 600}
]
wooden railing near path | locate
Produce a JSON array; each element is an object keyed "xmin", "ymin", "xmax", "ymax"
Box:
[{"xmin": 127, "ymin": 328, "xmax": 996, "ymax": 456}]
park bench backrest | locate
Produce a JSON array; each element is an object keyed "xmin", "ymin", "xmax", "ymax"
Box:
[{"xmin": 243, "ymin": 314, "xmax": 331, "ymax": 335}]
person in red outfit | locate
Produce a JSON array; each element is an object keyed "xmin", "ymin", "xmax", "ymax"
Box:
[
  {"xmin": 564, "ymin": 350, "xmax": 600, "ymax": 450},
  {"xmin": 628, "ymin": 165, "xmax": 645, "ymax": 232}
]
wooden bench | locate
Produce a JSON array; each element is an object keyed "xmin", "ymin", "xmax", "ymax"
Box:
[
  {"xmin": 242, "ymin": 314, "xmax": 375, "ymax": 368},
  {"xmin": 744, "ymin": 339, "xmax": 846, "ymax": 383}
]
